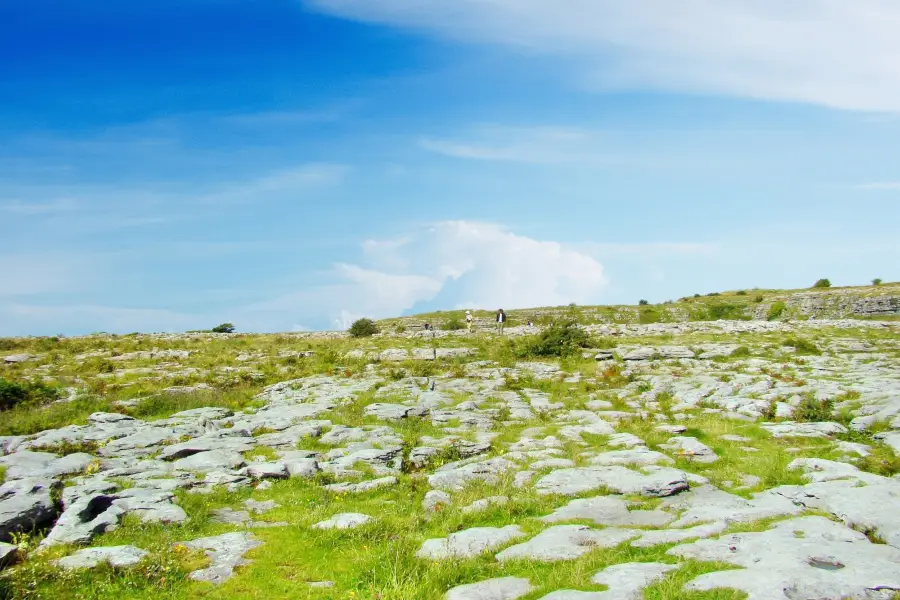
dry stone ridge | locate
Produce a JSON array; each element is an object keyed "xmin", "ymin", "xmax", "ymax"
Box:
[{"xmin": 0, "ymin": 293, "xmax": 899, "ymax": 599}]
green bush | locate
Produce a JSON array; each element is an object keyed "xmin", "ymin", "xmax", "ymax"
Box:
[
  {"xmin": 707, "ymin": 304, "xmax": 747, "ymax": 321},
  {"xmin": 521, "ymin": 320, "xmax": 589, "ymax": 357},
  {"xmin": 348, "ymin": 318, "xmax": 378, "ymax": 338},
  {"xmin": 211, "ymin": 323, "xmax": 235, "ymax": 333},
  {"xmin": 767, "ymin": 301, "xmax": 786, "ymax": 321},
  {"xmin": 872, "ymin": 278, "xmax": 883, "ymax": 286},
  {"xmin": 736, "ymin": 290, "xmax": 747, "ymax": 296},
  {"xmin": 638, "ymin": 299, "xmax": 649, "ymax": 306},
  {"xmin": 753, "ymin": 294, "xmax": 765, "ymax": 303},
  {"xmin": 812, "ymin": 278, "xmax": 831, "ymax": 289},
  {"xmin": 784, "ymin": 337, "xmax": 821, "ymax": 355},
  {"xmin": 0, "ymin": 378, "xmax": 60, "ymax": 412},
  {"xmin": 443, "ymin": 318, "xmax": 465, "ymax": 331},
  {"xmin": 639, "ymin": 308, "xmax": 661, "ymax": 324},
  {"xmin": 793, "ymin": 395, "xmax": 834, "ymax": 422}
]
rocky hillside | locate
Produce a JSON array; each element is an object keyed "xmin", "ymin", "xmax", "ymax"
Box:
[
  {"xmin": 1, "ymin": 312, "xmax": 900, "ymax": 599},
  {"xmin": 382, "ymin": 282, "xmax": 900, "ymax": 331}
]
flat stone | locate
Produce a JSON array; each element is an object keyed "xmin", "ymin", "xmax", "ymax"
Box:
[
  {"xmin": 542, "ymin": 496, "xmax": 673, "ymax": 527},
  {"xmin": 180, "ymin": 532, "xmax": 262, "ymax": 585},
  {"xmin": 669, "ymin": 516, "xmax": 900, "ymax": 600},
  {"xmin": 0, "ymin": 478, "xmax": 60, "ymax": 542},
  {"xmin": 663, "ymin": 485, "xmax": 802, "ymax": 528},
  {"xmin": 496, "ymin": 525, "xmax": 640, "ymax": 562},
  {"xmin": 312, "ymin": 513, "xmax": 372, "ymax": 530},
  {"xmin": 762, "ymin": 422, "xmax": 847, "ymax": 438},
  {"xmin": 423, "ymin": 490, "xmax": 452, "ymax": 512},
  {"xmin": 535, "ymin": 467, "xmax": 689, "ymax": 498},
  {"xmin": 417, "ymin": 525, "xmax": 525, "ymax": 560},
  {"xmin": 324, "ymin": 476, "xmax": 398, "ymax": 494},
  {"xmin": 41, "ymin": 494, "xmax": 124, "ymax": 547},
  {"xmin": 243, "ymin": 462, "xmax": 289, "ymax": 480},
  {"xmin": 660, "ymin": 437, "xmax": 719, "ymax": 464},
  {"xmin": 244, "ymin": 499, "xmax": 278, "ymax": 514},
  {"xmin": 428, "ymin": 458, "xmax": 518, "ymax": 492},
  {"xmin": 461, "ymin": 496, "xmax": 509, "ymax": 514},
  {"xmin": 539, "ymin": 562, "xmax": 679, "ymax": 600},
  {"xmin": 446, "ymin": 577, "xmax": 534, "ymax": 600},
  {"xmin": 622, "ymin": 348, "xmax": 656, "ymax": 361},
  {"xmin": 56, "ymin": 545, "xmax": 148, "ymax": 570},
  {"xmin": 632, "ymin": 522, "xmax": 729, "ymax": 548},
  {"xmin": 589, "ymin": 448, "xmax": 673, "ymax": 467},
  {"xmin": 173, "ymin": 450, "xmax": 246, "ymax": 472}
]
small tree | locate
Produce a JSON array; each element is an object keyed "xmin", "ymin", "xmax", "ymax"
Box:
[
  {"xmin": 638, "ymin": 299, "xmax": 649, "ymax": 306},
  {"xmin": 872, "ymin": 278, "xmax": 883, "ymax": 286},
  {"xmin": 348, "ymin": 318, "xmax": 378, "ymax": 338},
  {"xmin": 812, "ymin": 279, "xmax": 831, "ymax": 289},
  {"xmin": 443, "ymin": 318, "xmax": 465, "ymax": 331},
  {"xmin": 211, "ymin": 323, "xmax": 235, "ymax": 333}
]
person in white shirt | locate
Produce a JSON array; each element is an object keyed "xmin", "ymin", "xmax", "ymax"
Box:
[
  {"xmin": 465, "ymin": 310, "xmax": 473, "ymax": 332},
  {"xmin": 496, "ymin": 309, "xmax": 507, "ymax": 334}
]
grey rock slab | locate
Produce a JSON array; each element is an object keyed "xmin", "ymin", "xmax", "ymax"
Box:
[
  {"xmin": 244, "ymin": 499, "xmax": 278, "ymax": 514},
  {"xmin": 461, "ymin": 496, "xmax": 509, "ymax": 514},
  {"xmin": 446, "ymin": 577, "xmax": 534, "ymax": 600},
  {"xmin": 41, "ymin": 494, "xmax": 125, "ymax": 547},
  {"xmin": 664, "ymin": 485, "xmax": 802, "ymax": 528},
  {"xmin": 874, "ymin": 431, "xmax": 900, "ymax": 454},
  {"xmin": 762, "ymin": 421, "xmax": 848, "ymax": 438},
  {"xmin": 535, "ymin": 467, "xmax": 689, "ymax": 498},
  {"xmin": 428, "ymin": 458, "xmax": 518, "ymax": 492},
  {"xmin": 669, "ymin": 516, "xmax": 900, "ymax": 600},
  {"xmin": 496, "ymin": 525, "xmax": 640, "ymax": 562},
  {"xmin": 181, "ymin": 532, "xmax": 262, "ymax": 585},
  {"xmin": 243, "ymin": 462, "xmax": 289, "ymax": 480},
  {"xmin": 660, "ymin": 437, "xmax": 719, "ymax": 464},
  {"xmin": 158, "ymin": 437, "xmax": 254, "ymax": 461},
  {"xmin": 284, "ymin": 458, "xmax": 319, "ymax": 478},
  {"xmin": 423, "ymin": 490, "xmax": 452, "ymax": 512},
  {"xmin": 542, "ymin": 496, "xmax": 673, "ymax": 527},
  {"xmin": 632, "ymin": 521, "xmax": 729, "ymax": 548},
  {"xmin": 540, "ymin": 561, "xmax": 679, "ymax": 600},
  {"xmin": 605, "ymin": 433, "xmax": 646, "ymax": 448},
  {"xmin": 56, "ymin": 545, "xmax": 148, "ymax": 570},
  {"xmin": 418, "ymin": 525, "xmax": 525, "ymax": 560},
  {"xmin": 173, "ymin": 450, "xmax": 246, "ymax": 472},
  {"xmin": 324, "ymin": 476, "xmax": 398, "ymax": 494},
  {"xmin": 588, "ymin": 448, "xmax": 673, "ymax": 467},
  {"xmin": 622, "ymin": 348, "xmax": 656, "ymax": 361},
  {"xmin": 0, "ymin": 478, "xmax": 59, "ymax": 541},
  {"xmin": 0, "ymin": 542, "xmax": 16, "ymax": 566},
  {"xmin": 0, "ymin": 451, "xmax": 93, "ymax": 481},
  {"xmin": 113, "ymin": 488, "xmax": 187, "ymax": 523},
  {"xmin": 312, "ymin": 513, "xmax": 373, "ymax": 530}
]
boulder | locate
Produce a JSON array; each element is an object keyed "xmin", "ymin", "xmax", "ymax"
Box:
[
  {"xmin": 0, "ymin": 478, "xmax": 60, "ymax": 542},
  {"xmin": 417, "ymin": 526, "xmax": 525, "ymax": 560}
]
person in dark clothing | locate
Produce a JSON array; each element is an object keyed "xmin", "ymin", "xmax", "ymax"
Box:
[{"xmin": 496, "ymin": 309, "xmax": 507, "ymax": 334}]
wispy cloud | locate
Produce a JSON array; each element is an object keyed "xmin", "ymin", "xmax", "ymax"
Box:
[
  {"xmin": 857, "ymin": 182, "xmax": 900, "ymax": 190},
  {"xmin": 420, "ymin": 126, "xmax": 604, "ymax": 164},
  {"xmin": 0, "ymin": 198, "xmax": 79, "ymax": 215},
  {"xmin": 306, "ymin": 0, "xmax": 900, "ymax": 112}
]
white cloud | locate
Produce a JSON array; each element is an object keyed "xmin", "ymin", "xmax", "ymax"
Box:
[
  {"xmin": 305, "ymin": 0, "xmax": 900, "ymax": 112},
  {"xmin": 857, "ymin": 182, "xmax": 900, "ymax": 190},
  {"xmin": 419, "ymin": 127, "xmax": 602, "ymax": 164},
  {"xmin": 250, "ymin": 220, "xmax": 608, "ymax": 329}
]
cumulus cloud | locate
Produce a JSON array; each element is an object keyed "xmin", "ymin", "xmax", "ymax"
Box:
[{"xmin": 305, "ymin": 0, "xmax": 900, "ymax": 112}]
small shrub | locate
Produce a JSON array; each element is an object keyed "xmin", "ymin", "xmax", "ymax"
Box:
[
  {"xmin": 767, "ymin": 301, "xmax": 786, "ymax": 321},
  {"xmin": 784, "ymin": 337, "xmax": 821, "ymax": 355},
  {"xmin": 812, "ymin": 278, "xmax": 831, "ymax": 289},
  {"xmin": 211, "ymin": 323, "xmax": 235, "ymax": 333},
  {"xmin": 736, "ymin": 290, "xmax": 747, "ymax": 296},
  {"xmin": 753, "ymin": 294, "xmax": 765, "ymax": 303},
  {"xmin": 395, "ymin": 325, "xmax": 407, "ymax": 334},
  {"xmin": 693, "ymin": 294, "xmax": 701, "ymax": 298},
  {"xmin": 872, "ymin": 278, "xmax": 882, "ymax": 286},
  {"xmin": 443, "ymin": 318, "xmax": 465, "ymax": 331},
  {"xmin": 348, "ymin": 318, "xmax": 378, "ymax": 338},
  {"xmin": 708, "ymin": 304, "xmax": 746, "ymax": 321},
  {"xmin": 793, "ymin": 395, "xmax": 834, "ymax": 422},
  {"xmin": 522, "ymin": 320, "xmax": 589, "ymax": 357},
  {"xmin": 0, "ymin": 378, "xmax": 61, "ymax": 412},
  {"xmin": 638, "ymin": 299, "xmax": 649, "ymax": 306},
  {"xmin": 706, "ymin": 292, "xmax": 721, "ymax": 297},
  {"xmin": 731, "ymin": 346, "xmax": 751, "ymax": 358}
]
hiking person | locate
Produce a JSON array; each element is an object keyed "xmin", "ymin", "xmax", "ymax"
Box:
[
  {"xmin": 465, "ymin": 310, "xmax": 473, "ymax": 332},
  {"xmin": 496, "ymin": 309, "xmax": 507, "ymax": 334}
]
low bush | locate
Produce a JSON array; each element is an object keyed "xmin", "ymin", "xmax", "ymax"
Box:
[
  {"xmin": 812, "ymin": 278, "xmax": 831, "ymax": 289},
  {"xmin": 638, "ymin": 299, "xmax": 649, "ymax": 306},
  {"xmin": 348, "ymin": 318, "xmax": 378, "ymax": 338},
  {"xmin": 793, "ymin": 395, "xmax": 834, "ymax": 422},
  {"xmin": 0, "ymin": 378, "xmax": 60, "ymax": 412},
  {"xmin": 736, "ymin": 290, "xmax": 747, "ymax": 296},
  {"xmin": 211, "ymin": 323, "xmax": 235, "ymax": 333},
  {"xmin": 443, "ymin": 318, "xmax": 465, "ymax": 331},
  {"xmin": 753, "ymin": 294, "xmax": 765, "ymax": 303},
  {"xmin": 767, "ymin": 301, "xmax": 786, "ymax": 321},
  {"xmin": 521, "ymin": 320, "xmax": 589, "ymax": 357},
  {"xmin": 784, "ymin": 337, "xmax": 821, "ymax": 355},
  {"xmin": 707, "ymin": 303, "xmax": 747, "ymax": 321},
  {"xmin": 872, "ymin": 278, "xmax": 883, "ymax": 286}
]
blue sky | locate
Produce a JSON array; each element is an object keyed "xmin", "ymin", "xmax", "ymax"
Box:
[{"xmin": 1, "ymin": 0, "xmax": 898, "ymax": 335}]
